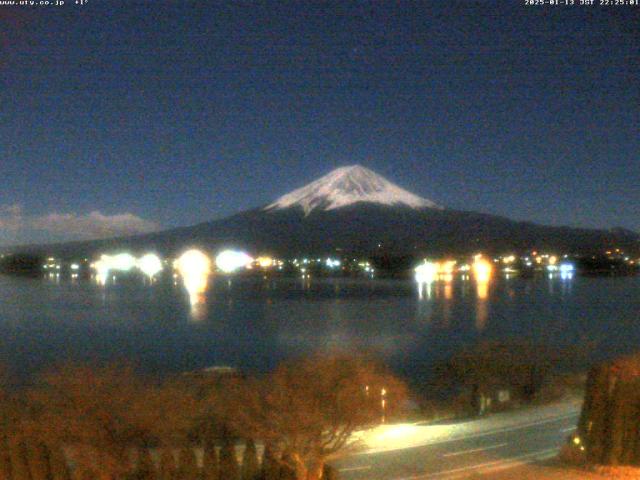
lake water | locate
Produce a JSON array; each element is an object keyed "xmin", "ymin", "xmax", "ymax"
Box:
[{"xmin": 1, "ymin": 273, "xmax": 639, "ymax": 384}]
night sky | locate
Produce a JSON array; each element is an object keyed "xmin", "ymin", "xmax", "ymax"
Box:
[{"xmin": 1, "ymin": 1, "xmax": 638, "ymax": 245}]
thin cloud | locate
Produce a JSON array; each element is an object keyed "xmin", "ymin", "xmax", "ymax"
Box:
[
  {"xmin": 31, "ymin": 211, "xmax": 160, "ymax": 239},
  {"xmin": 0, "ymin": 205, "xmax": 160, "ymax": 241},
  {"xmin": 0, "ymin": 204, "xmax": 24, "ymax": 231}
]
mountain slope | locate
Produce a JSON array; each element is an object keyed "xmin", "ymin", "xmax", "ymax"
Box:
[
  {"xmin": 265, "ymin": 165, "xmax": 440, "ymax": 214},
  {"xmin": 6, "ymin": 166, "xmax": 639, "ymax": 259}
]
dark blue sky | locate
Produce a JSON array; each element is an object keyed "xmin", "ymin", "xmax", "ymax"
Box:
[{"xmin": 1, "ymin": 1, "xmax": 638, "ymax": 245}]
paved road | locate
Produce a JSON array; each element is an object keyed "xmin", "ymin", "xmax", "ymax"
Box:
[{"xmin": 334, "ymin": 404, "xmax": 580, "ymax": 480}]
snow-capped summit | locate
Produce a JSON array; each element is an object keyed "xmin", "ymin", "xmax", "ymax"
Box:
[{"xmin": 265, "ymin": 165, "xmax": 441, "ymax": 215}]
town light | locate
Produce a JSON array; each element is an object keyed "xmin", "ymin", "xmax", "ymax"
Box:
[
  {"xmin": 559, "ymin": 262, "xmax": 574, "ymax": 273},
  {"xmin": 560, "ymin": 262, "xmax": 575, "ymax": 280},
  {"xmin": 414, "ymin": 261, "xmax": 437, "ymax": 284},
  {"xmin": 92, "ymin": 258, "xmax": 110, "ymax": 285},
  {"xmin": 256, "ymin": 256, "xmax": 274, "ymax": 268},
  {"xmin": 472, "ymin": 256, "xmax": 492, "ymax": 283},
  {"xmin": 138, "ymin": 253, "xmax": 163, "ymax": 279},
  {"xmin": 111, "ymin": 253, "xmax": 137, "ymax": 271},
  {"xmin": 215, "ymin": 250, "xmax": 253, "ymax": 273},
  {"xmin": 438, "ymin": 260, "xmax": 456, "ymax": 276},
  {"xmin": 325, "ymin": 258, "xmax": 341, "ymax": 268},
  {"xmin": 175, "ymin": 249, "xmax": 212, "ymax": 308}
]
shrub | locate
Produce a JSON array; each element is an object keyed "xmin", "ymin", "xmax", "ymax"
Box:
[
  {"xmin": 27, "ymin": 442, "xmax": 51, "ymax": 480},
  {"xmin": 9, "ymin": 441, "xmax": 32, "ymax": 480},
  {"xmin": 240, "ymin": 439, "xmax": 259, "ymax": 480},
  {"xmin": 322, "ymin": 464, "xmax": 340, "ymax": 480},
  {"xmin": 219, "ymin": 436, "xmax": 239, "ymax": 480},
  {"xmin": 578, "ymin": 353, "xmax": 640, "ymax": 466},
  {"xmin": 48, "ymin": 444, "xmax": 71, "ymax": 480},
  {"xmin": 260, "ymin": 444, "xmax": 279, "ymax": 480},
  {"xmin": 158, "ymin": 448, "xmax": 175, "ymax": 480},
  {"xmin": 202, "ymin": 441, "xmax": 219, "ymax": 480},
  {"xmin": 176, "ymin": 446, "xmax": 199, "ymax": 480},
  {"xmin": 558, "ymin": 443, "xmax": 586, "ymax": 466}
]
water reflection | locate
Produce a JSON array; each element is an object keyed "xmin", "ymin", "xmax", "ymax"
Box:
[
  {"xmin": 443, "ymin": 281, "xmax": 453, "ymax": 301},
  {"xmin": 415, "ymin": 261, "xmax": 437, "ymax": 300},
  {"xmin": 475, "ymin": 280, "xmax": 489, "ymax": 330},
  {"xmin": 3, "ymin": 270, "xmax": 636, "ymax": 384},
  {"xmin": 561, "ymin": 271, "xmax": 574, "ymax": 281},
  {"xmin": 189, "ymin": 292, "xmax": 208, "ymax": 320},
  {"xmin": 476, "ymin": 281, "xmax": 489, "ymax": 301},
  {"xmin": 417, "ymin": 281, "xmax": 433, "ymax": 300},
  {"xmin": 174, "ymin": 249, "xmax": 212, "ymax": 319}
]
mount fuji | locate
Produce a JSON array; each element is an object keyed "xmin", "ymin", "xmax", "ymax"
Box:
[
  {"xmin": 265, "ymin": 165, "xmax": 440, "ymax": 214},
  {"xmin": 12, "ymin": 165, "xmax": 640, "ymax": 261}
]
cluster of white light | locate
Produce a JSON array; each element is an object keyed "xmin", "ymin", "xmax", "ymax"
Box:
[
  {"xmin": 138, "ymin": 253, "xmax": 163, "ymax": 278},
  {"xmin": 91, "ymin": 252, "xmax": 164, "ymax": 283},
  {"xmin": 414, "ymin": 261, "xmax": 437, "ymax": 284},
  {"xmin": 174, "ymin": 250, "xmax": 211, "ymax": 278},
  {"xmin": 111, "ymin": 253, "xmax": 137, "ymax": 271},
  {"xmin": 215, "ymin": 250, "xmax": 253, "ymax": 273},
  {"xmin": 43, "ymin": 257, "xmax": 61, "ymax": 271},
  {"xmin": 559, "ymin": 262, "xmax": 575, "ymax": 280},
  {"xmin": 559, "ymin": 262, "xmax": 574, "ymax": 273},
  {"xmin": 325, "ymin": 258, "xmax": 341, "ymax": 268},
  {"xmin": 414, "ymin": 260, "xmax": 459, "ymax": 285},
  {"xmin": 174, "ymin": 249, "xmax": 212, "ymax": 308}
]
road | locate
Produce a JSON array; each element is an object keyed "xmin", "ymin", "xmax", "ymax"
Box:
[{"xmin": 334, "ymin": 401, "xmax": 581, "ymax": 480}]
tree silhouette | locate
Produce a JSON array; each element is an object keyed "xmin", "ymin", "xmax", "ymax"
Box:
[
  {"xmin": 0, "ymin": 436, "xmax": 13, "ymax": 480},
  {"xmin": 27, "ymin": 363, "xmax": 196, "ymax": 480},
  {"xmin": 212, "ymin": 353, "xmax": 407, "ymax": 480},
  {"xmin": 240, "ymin": 439, "xmax": 259, "ymax": 480},
  {"xmin": 9, "ymin": 441, "xmax": 32, "ymax": 480},
  {"xmin": 578, "ymin": 353, "xmax": 640, "ymax": 465},
  {"xmin": 48, "ymin": 444, "xmax": 71, "ymax": 480},
  {"xmin": 260, "ymin": 444, "xmax": 279, "ymax": 480},
  {"xmin": 27, "ymin": 442, "xmax": 51, "ymax": 480},
  {"xmin": 202, "ymin": 440, "xmax": 219, "ymax": 480},
  {"xmin": 219, "ymin": 433, "xmax": 239, "ymax": 480},
  {"xmin": 158, "ymin": 448, "xmax": 175, "ymax": 480},
  {"xmin": 176, "ymin": 446, "xmax": 198, "ymax": 480},
  {"xmin": 133, "ymin": 447, "xmax": 156, "ymax": 480}
]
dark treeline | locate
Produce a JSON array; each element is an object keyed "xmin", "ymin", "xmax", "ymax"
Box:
[
  {"xmin": 0, "ymin": 250, "xmax": 637, "ymax": 280},
  {"xmin": 0, "ymin": 255, "xmax": 44, "ymax": 276},
  {"xmin": 422, "ymin": 339, "xmax": 592, "ymax": 414},
  {"xmin": 0, "ymin": 353, "xmax": 406, "ymax": 480},
  {"xmin": 577, "ymin": 353, "xmax": 640, "ymax": 466}
]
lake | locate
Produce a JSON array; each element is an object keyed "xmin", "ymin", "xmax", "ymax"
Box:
[{"xmin": 0, "ymin": 272, "xmax": 638, "ymax": 384}]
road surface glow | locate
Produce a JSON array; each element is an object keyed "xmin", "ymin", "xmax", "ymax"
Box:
[
  {"xmin": 338, "ymin": 402, "xmax": 580, "ymax": 480},
  {"xmin": 424, "ymin": 448, "xmax": 559, "ymax": 479},
  {"xmin": 339, "ymin": 465, "xmax": 372, "ymax": 473},
  {"xmin": 352, "ymin": 409, "xmax": 578, "ymax": 455},
  {"xmin": 441, "ymin": 442, "xmax": 508, "ymax": 457}
]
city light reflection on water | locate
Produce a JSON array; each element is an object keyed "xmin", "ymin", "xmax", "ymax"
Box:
[
  {"xmin": 64, "ymin": 249, "xmax": 580, "ymax": 334},
  {"xmin": 174, "ymin": 249, "xmax": 212, "ymax": 319},
  {"xmin": 7, "ymin": 265, "xmax": 625, "ymax": 383},
  {"xmin": 74, "ymin": 250, "xmax": 580, "ymax": 334}
]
